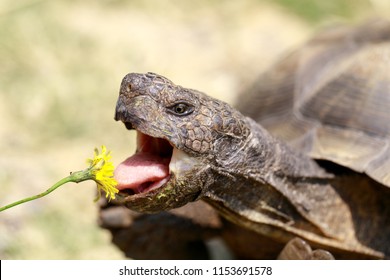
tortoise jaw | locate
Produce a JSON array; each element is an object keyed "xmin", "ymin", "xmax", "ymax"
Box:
[
  {"xmin": 114, "ymin": 129, "xmax": 203, "ymax": 212},
  {"xmin": 115, "ymin": 130, "xmax": 173, "ymax": 196}
]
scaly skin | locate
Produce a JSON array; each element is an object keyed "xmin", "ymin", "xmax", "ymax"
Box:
[{"xmin": 111, "ymin": 72, "xmax": 389, "ymax": 259}]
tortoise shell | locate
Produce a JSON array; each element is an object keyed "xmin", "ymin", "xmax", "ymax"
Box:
[{"xmin": 237, "ymin": 20, "xmax": 390, "ymax": 188}]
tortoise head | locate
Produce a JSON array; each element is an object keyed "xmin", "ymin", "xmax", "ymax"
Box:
[{"xmin": 114, "ymin": 72, "xmax": 250, "ymax": 213}]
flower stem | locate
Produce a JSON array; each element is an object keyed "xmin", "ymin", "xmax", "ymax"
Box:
[{"xmin": 0, "ymin": 170, "xmax": 91, "ymax": 212}]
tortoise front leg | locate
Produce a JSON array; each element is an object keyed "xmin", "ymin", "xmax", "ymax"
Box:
[{"xmin": 99, "ymin": 200, "xmax": 222, "ymax": 259}]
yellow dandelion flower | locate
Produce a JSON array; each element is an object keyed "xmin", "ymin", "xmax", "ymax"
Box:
[
  {"xmin": 0, "ymin": 145, "xmax": 119, "ymax": 212},
  {"xmin": 86, "ymin": 145, "xmax": 119, "ymax": 201}
]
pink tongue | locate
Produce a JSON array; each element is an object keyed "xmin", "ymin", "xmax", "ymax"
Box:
[{"xmin": 114, "ymin": 152, "xmax": 170, "ymax": 191}]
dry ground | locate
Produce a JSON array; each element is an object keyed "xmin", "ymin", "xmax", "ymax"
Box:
[{"xmin": 0, "ymin": 0, "xmax": 386, "ymax": 259}]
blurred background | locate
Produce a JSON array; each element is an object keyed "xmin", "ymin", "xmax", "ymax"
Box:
[{"xmin": 0, "ymin": 0, "xmax": 388, "ymax": 259}]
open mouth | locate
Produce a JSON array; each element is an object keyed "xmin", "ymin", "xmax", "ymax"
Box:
[{"xmin": 114, "ymin": 131, "xmax": 174, "ymax": 196}]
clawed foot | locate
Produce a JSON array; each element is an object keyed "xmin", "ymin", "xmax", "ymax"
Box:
[{"xmin": 277, "ymin": 238, "xmax": 334, "ymax": 260}]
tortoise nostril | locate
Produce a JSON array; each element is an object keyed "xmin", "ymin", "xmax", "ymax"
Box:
[
  {"xmin": 124, "ymin": 122, "xmax": 134, "ymax": 130},
  {"xmin": 127, "ymin": 84, "xmax": 132, "ymax": 93}
]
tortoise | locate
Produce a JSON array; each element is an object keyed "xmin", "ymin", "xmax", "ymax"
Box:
[{"xmin": 99, "ymin": 20, "xmax": 390, "ymax": 259}]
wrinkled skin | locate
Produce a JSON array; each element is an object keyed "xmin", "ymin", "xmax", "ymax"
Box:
[{"xmin": 101, "ymin": 71, "xmax": 390, "ymax": 259}]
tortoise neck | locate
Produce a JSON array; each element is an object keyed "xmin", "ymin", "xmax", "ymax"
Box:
[
  {"xmin": 233, "ymin": 118, "xmax": 331, "ymax": 183},
  {"xmin": 201, "ymin": 118, "xmax": 338, "ymax": 237}
]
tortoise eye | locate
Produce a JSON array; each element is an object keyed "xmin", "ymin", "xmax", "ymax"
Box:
[{"xmin": 168, "ymin": 103, "xmax": 194, "ymax": 116}]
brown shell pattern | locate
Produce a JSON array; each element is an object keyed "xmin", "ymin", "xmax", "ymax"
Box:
[{"xmin": 237, "ymin": 20, "xmax": 390, "ymax": 188}]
